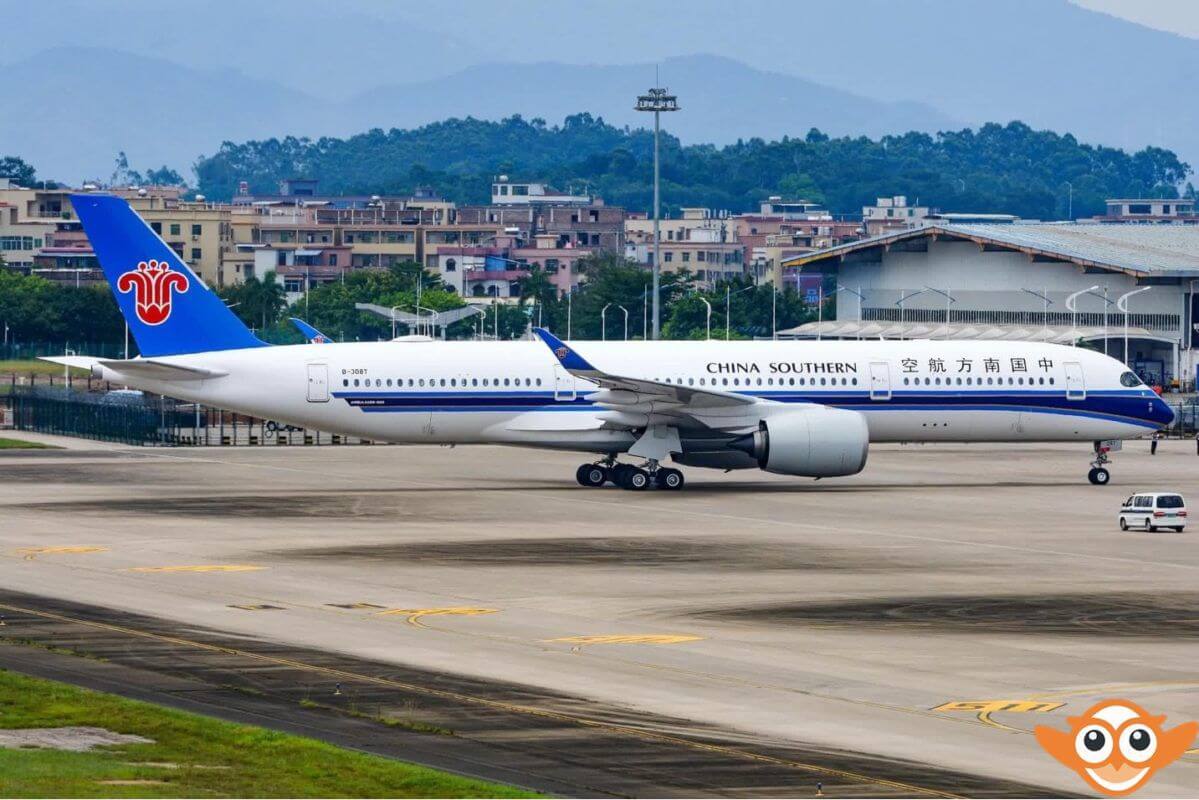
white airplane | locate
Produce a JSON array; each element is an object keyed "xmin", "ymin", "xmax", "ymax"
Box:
[{"xmin": 48, "ymin": 194, "xmax": 1175, "ymax": 491}]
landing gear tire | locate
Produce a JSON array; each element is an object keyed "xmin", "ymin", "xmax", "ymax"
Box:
[
  {"xmin": 1087, "ymin": 467, "xmax": 1110, "ymax": 485},
  {"xmin": 1119, "ymin": 517, "xmax": 1129, "ymax": 531},
  {"xmin": 655, "ymin": 468, "xmax": 684, "ymax": 490},
  {"xmin": 620, "ymin": 467, "xmax": 650, "ymax": 491},
  {"xmin": 576, "ymin": 464, "xmax": 608, "ymax": 487}
]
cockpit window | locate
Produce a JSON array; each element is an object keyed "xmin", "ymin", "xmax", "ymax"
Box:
[{"xmin": 1119, "ymin": 371, "xmax": 1142, "ymax": 387}]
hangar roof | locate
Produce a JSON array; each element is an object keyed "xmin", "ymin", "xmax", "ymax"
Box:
[{"xmin": 782, "ymin": 223, "xmax": 1199, "ymax": 278}]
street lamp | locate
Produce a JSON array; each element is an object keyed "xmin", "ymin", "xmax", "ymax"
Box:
[
  {"xmin": 1117, "ymin": 287, "xmax": 1152, "ymax": 367},
  {"xmin": 834, "ymin": 284, "xmax": 865, "ymax": 324},
  {"xmin": 698, "ymin": 297, "xmax": 712, "ymax": 341},
  {"xmin": 1065, "ymin": 284, "xmax": 1100, "ymax": 346},
  {"xmin": 390, "ymin": 305, "xmax": 402, "ymax": 339},
  {"xmin": 618, "ymin": 304, "xmax": 629, "ymax": 341},
  {"xmin": 635, "ymin": 82, "xmax": 680, "ymax": 340},
  {"xmin": 601, "ymin": 302, "xmax": 612, "ymax": 342},
  {"xmin": 895, "ymin": 288, "xmax": 932, "ymax": 340},
  {"xmin": 922, "ymin": 286, "xmax": 956, "ymax": 326},
  {"xmin": 725, "ymin": 284, "xmax": 754, "ymax": 340}
]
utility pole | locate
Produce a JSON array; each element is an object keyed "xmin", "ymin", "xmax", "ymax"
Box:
[{"xmin": 636, "ymin": 81, "xmax": 679, "ymax": 340}]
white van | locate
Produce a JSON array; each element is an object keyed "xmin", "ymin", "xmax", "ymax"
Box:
[{"xmin": 1119, "ymin": 493, "xmax": 1187, "ymax": 532}]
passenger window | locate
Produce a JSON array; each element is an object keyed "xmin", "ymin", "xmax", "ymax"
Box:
[
  {"xmin": 386, "ymin": 378, "xmax": 392, "ymax": 387},
  {"xmin": 419, "ymin": 378, "xmax": 425, "ymax": 387},
  {"xmin": 688, "ymin": 378, "xmax": 694, "ymax": 385},
  {"xmin": 535, "ymin": 378, "xmax": 541, "ymax": 386},
  {"xmin": 342, "ymin": 379, "xmax": 349, "ymax": 387},
  {"xmin": 353, "ymin": 379, "xmax": 360, "ymax": 387},
  {"xmin": 503, "ymin": 378, "xmax": 510, "ymax": 386},
  {"xmin": 472, "ymin": 378, "xmax": 478, "ymax": 387},
  {"xmin": 903, "ymin": 378, "xmax": 910, "ymax": 385}
]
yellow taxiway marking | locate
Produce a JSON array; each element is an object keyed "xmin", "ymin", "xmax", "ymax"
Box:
[
  {"xmin": 376, "ymin": 607, "xmax": 498, "ymax": 628},
  {"xmin": 17, "ymin": 546, "xmax": 107, "ymax": 560},
  {"xmin": 127, "ymin": 565, "xmax": 266, "ymax": 574},
  {"xmin": 551, "ymin": 634, "xmax": 704, "ymax": 646},
  {"xmin": 0, "ymin": 600, "xmax": 959, "ymax": 799},
  {"xmin": 932, "ymin": 700, "xmax": 1065, "ymax": 733}
]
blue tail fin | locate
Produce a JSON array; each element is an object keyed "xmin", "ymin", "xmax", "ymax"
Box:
[{"xmin": 71, "ymin": 194, "xmax": 266, "ymax": 357}]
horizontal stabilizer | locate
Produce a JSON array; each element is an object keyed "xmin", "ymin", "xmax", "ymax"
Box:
[{"xmin": 40, "ymin": 356, "xmax": 226, "ymax": 382}]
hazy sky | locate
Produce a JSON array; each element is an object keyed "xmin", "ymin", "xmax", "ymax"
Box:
[{"xmin": 1073, "ymin": 0, "xmax": 1199, "ymax": 38}]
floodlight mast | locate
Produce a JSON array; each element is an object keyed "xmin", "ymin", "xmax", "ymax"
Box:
[{"xmin": 635, "ymin": 85, "xmax": 679, "ymax": 340}]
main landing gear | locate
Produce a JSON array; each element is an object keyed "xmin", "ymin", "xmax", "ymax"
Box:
[
  {"xmin": 575, "ymin": 457, "xmax": 685, "ymax": 491},
  {"xmin": 1087, "ymin": 441, "xmax": 1112, "ymax": 485}
]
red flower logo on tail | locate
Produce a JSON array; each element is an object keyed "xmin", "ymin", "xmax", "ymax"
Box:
[{"xmin": 116, "ymin": 260, "xmax": 189, "ymax": 326}]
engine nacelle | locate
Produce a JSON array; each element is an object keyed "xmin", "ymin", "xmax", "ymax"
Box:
[{"xmin": 730, "ymin": 407, "xmax": 869, "ymax": 477}]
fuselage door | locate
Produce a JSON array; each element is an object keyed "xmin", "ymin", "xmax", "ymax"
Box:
[
  {"xmin": 1064, "ymin": 361, "xmax": 1086, "ymax": 401},
  {"xmin": 306, "ymin": 363, "xmax": 330, "ymax": 403},
  {"xmin": 553, "ymin": 365, "xmax": 577, "ymax": 402},
  {"xmin": 869, "ymin": 361, "xmax": 892, "ymax": 401}
]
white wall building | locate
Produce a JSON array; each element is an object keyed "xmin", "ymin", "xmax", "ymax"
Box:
[{"xmin": 782, "ymin": 223, "xmax": 1199, "ymax": 388}]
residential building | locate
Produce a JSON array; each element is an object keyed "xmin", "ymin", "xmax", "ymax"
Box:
[
  {"xmin": 490, "ymin": 176, "xmax": 591, "ymax": 206},
  {"xmin": 1094, "ymin": 199, "xmax": 1199, "ymax": 224},
  {"xmin": 862, "ymin": 196, "xmax": 932, "ymax": 235},
  {"xmin": 126, "ymin": 193, "xmax": 234, "ymax": 286}
]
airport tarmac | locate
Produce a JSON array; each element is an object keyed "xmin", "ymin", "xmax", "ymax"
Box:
[{"xmin": 0, "ymin": 438, "xmax": 1196, "ymax": 796}]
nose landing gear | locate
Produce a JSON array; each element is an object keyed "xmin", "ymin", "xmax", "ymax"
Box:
[{"xmin": 1087, "ymin": 441, "xmax": 1112, "ymax": 485}]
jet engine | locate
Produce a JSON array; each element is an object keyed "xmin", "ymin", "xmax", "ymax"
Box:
[{"xmin": 729, "ymin": 407, "xmax": 869, "ymax": 477}]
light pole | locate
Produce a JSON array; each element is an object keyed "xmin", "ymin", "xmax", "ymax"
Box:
[
  {"xmin": 895, "ymin": 288, "xmax": 932, "ymax": 340},
  {"xmin": 922, "ymin": 286, "xmax": 955, "ymax": 326},
  {"xmin": 618, "ymin": 304, "xmax": 629, "ymax": 341},
  {"xmin": 1065, "ymin": 284, "xmax": 1100, "ymax": 346},
  {"xmin": 635, "ymin": 83, "xmax": 680, "ymax": 340},
  {"xmin": 699, "ymin": 297, "xmax": 712, "ymax": 341},
  {"xmin": 1064, "ymin": 181, "xmax": 1073, "ymax": 221},
  {"xmin": 567, "ymin": 287, "xmax": 572, "ymax": 340},
  {"xmin": 1021, "ymin": 287, "xmax": 1054, "ymax": 337},
  {"xmin": 771, "ymin": 283, "xmax": 777, "ymax": 340},
  {"xmin": 1117, "ymin": 287, "xmax": 1151, "ymax": 367},
  {"xmin": 390, "ymin": 305, "xmax": 402, "ymax": 339},
  {"xmin": 601, "ymin": 302, "xmax": 611, "ymax": 342},
  {"xmin": 643, "ymin": 283, "xmax": 649, "ymax": 340},
  {"xmin": 725, "ymin": 284, "xmax": 754, "ymax": 340},
  {"xmin": 835, "ymin": 284, "xmax": 865, "ymax": 324}
]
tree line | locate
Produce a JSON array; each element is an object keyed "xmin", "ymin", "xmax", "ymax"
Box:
[
  {"xmin": 193, "ymin": 116, "xmax": 1192, "ymax": 220},
  {"xmin": 0, "ymin": 255, "xmax": 819, "ymax": 351}
]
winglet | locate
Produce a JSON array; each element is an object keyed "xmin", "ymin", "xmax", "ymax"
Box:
[
  {"xmin": 290, "ymin": 317, "xmax": 333, "ymax": 343},
  {"xmin": 532, "ymin": 328, "xmax": 597, "ymax": 372}
]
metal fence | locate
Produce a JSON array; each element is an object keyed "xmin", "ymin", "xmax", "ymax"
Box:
[{"xmin": 4, "ymin": 386, "xmax": 374, "ymax": 447}]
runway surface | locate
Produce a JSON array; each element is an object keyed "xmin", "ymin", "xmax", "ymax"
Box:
[{"xmin": 0, "ymin": 438, "xmax": 1196, "ymax": 796}]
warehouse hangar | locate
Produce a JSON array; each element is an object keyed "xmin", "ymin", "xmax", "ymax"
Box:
[{"xmin": 781, "ymin": 223, "xmax": 1199, "ymax": 388}]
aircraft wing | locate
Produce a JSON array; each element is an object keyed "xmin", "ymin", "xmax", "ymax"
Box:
[{"xmin": 532, "ymin": 328, "xmax": 765, "ymax": 431}]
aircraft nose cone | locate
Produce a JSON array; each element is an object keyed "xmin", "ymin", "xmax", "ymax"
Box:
[{"xmin": 1158, "ymin": 396, "xmax": 1177, "ymax": 426}]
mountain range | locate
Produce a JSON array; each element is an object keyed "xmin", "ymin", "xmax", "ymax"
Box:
[{"xmin": 2, "ymin": 0, "xmax": 1197, "ymax": 183}]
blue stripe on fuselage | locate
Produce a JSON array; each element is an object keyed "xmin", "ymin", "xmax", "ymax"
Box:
[{"xmin": 330, "ymin": 389, "xmax": 1167, "ymax": 428}]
